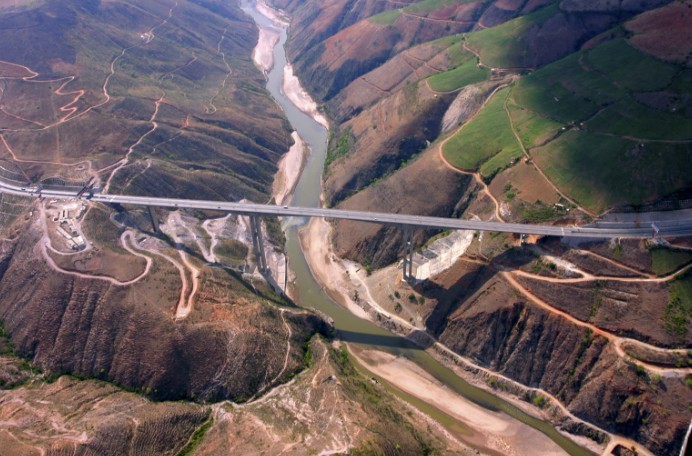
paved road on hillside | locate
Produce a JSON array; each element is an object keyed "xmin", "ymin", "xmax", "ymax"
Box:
[{"xmin": 1, "ymin": 179, "xmax": 691, "ymax": 238}]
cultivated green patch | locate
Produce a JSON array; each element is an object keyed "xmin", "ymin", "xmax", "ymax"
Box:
[
  {"xmin": 585, "ymin": 39, "xmax": 678, "ymax": 92},
  {"xmin": 651, "ymin": 247, "xmax": 692, "ymax": 276},
  {"xmin": 506, "ymin": 101, "xmax": 562, "ymax": 149},
  {"xmin": 664, "ymin": 271, "xmax": 692, "ymax": 338},
  {"xmin": 442, "ymin": 87, "xmax": 522, "ymax": 179},
  {"xmin": 428, "ymin": 56, "xmax": 489, "ymax": 92},
  {"xmin": 531, "ymin": 131, "xmax": 692, "ymax": 212},
  {"xmin": 404, "ymin": 0, "xmax": 475, "ymax": 15},
  {"xmin": 369, "ymin": 9, "xmax": 401, "ymax": 25},
  {"xmin": 501, "ymin": 37, "xmax": 692, "ymax": 211},
  {"xmin": 465, "ymin": 4, "xmax": 558, "ymax": 68}
]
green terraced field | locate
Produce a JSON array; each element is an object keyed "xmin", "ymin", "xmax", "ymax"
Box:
[
  {"xmin": 532, "ymin": 131, "xmax": 692, "ymax": 212},
  {"xmin": 369, "ymin": 9, "xmax": 401, "ymax": 25},
  {"xmin": 404, "ymin": 0, "xmax": 475, "ymax": 15},
  {"xmin": 442, "ymin": 87, "xmax": 523, "ymax": 179},
  {"xmin": 585, "ymin": 39, "xmax": 678, "ymax": 92},
  {"xmin": 465, "ymin": 4, "xmax": 558, "ymax": 68},
  {"xmin": 505, "ymin": 101, "xmax": 562, "ymax": 149},
  {"xmin": 427, "ymin": 56, "xmax": 489, "ymax": 92}
]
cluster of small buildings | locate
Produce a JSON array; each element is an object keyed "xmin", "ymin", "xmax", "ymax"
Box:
[{"xmin": 51, "ymin": 202, "xmax": 87, "ymax": 251}]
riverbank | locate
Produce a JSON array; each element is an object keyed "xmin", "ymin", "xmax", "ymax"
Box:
[
  {"xmin": 281, "ymin": 65, "xmax": 329, "ymax": 129},
  {"xmin": 243, "ymin": 1, "xmax": 609, "ymax": 454},
  {"xmin": 350, "ymin": 346, "xmax": 568, "ymax": 456},
  {"xmin": 273, "ymin": 131, "xmax": 308, "ymax": 207},
  {"xmin": 252, "ymin": 27, "xmax": 279, "ymax": 76},
  {"xmin": 298, "ymin": 216, "xmax": 607, "ymax": 455}
]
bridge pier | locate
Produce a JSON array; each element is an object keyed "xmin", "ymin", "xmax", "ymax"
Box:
[
  {"xmin": 147, "ymin": 206, "xmax": 159, "ymax": 234},
  {"xmin": 249, "ymin": 215, "xmax": 267, "ymax": 273},
  {"xmin": 401, "ymin": 226, "xmax": 414, "ymax": 282}
]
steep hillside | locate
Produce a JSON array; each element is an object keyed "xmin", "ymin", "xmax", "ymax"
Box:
[
  {"xmin": 0, "ymin": 213, "xmax": 328, "ymax": 402},
  {"xmin": 0, "ymin": 0, "xmax": 328, "ymax": 405},
  {"xmin": 0, "ymin": 0, "xmax": 290, "ymax": 199},
  {"xmin": 279, "ymin": 0, "xmax": 692, "ymax": 453},
  {"xmin": 0, "ymin": 338, "xmax": 462, "ymax": 454},
  {"xmin": 280, "ymin": 0, "xmax": 692, "ymax": 263},
  {"xmin": 433, "ymin": 274, "xmax": 690, "ymax": 455}
]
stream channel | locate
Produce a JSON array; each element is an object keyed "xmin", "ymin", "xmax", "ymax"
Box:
[{"xmin": 241, "ymin": 2, "xmax": 593, "ymax": 454}]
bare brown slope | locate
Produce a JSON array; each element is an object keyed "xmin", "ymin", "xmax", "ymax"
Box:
[
  {"xmin": 425, "ymin": 271, "xmax": 691, "ymax": 456},
  {"xmin": 0, "ymin": 0, "xmax": 291, "ymax": 198},
  {"xmin": 196, "ymin": 338, "xmax": 466, "ymax": 455},
  {"xmin": 287, "ymin": 2, "xmax": 486, "ymax": 101},
  {"xmin": 270, "ymin": 0, "xmax": 397, "ymax": 58},
  {"xmin": 0, "ymin": 376, "xmax": 209, "ymax": 456},
  {"xmin": 326, "ymin": 81, "xmax": 455, "ymax": 206},
  {"xmin": 625, "ymin": 0, "xmax": 692, "ymax": 67},
  {"xmin": 328, "ymin": 38, "xmax": 454, "ymax": 122},
  {"xmin": 332, "ymin": 148, "xmax": 474, "ymax": 267},
  {"xmin": 0, "ymin": 216, "xmax": 329, "ymax": 403}
]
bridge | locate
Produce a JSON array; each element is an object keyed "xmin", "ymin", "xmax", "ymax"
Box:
[{"xmin": 2, "ymin": 178, "xmax": 692, "ymax": 281}]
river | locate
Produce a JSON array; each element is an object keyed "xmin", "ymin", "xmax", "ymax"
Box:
[{"xmin": 240, "ymin": 2, "xmax": 594, "ymax": 455}]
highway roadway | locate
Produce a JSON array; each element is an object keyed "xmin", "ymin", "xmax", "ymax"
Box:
[{"xmin": 1, "ymin": 178, "xmax": 692, "ymax": 239}]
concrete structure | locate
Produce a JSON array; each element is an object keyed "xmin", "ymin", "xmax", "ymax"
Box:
[{"xmin": 410, "ymin": 230, "xmax": 475, "ymax": 281}]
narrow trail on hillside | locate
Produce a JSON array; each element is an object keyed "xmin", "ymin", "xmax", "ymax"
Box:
[
  {"xmin": 511, "ymin": 261, "xmax": 691, "ymax": 284},
  {"xmin": 0, "ymin": 1, "xmax": 179, "ymax": 188},
  {"xmin": 0, "ymin": 2, "xmax": 178, "ymax": 134},
  {"xmin": 163, "ymin": 212, "xmax": 201, "ymax": 319},
  {"xmin": 400, "ymin": 54, "xmax": 424, "ymax": 79},
  {"xmin": 133, "ymin": 236, "xmax": 191, "ymax": 317},
  {"xmin": 206, "ymin": 27, "xmax": 233, "ymax": 114},
  {"xmin": 405, "ymin": 50, "xmax": 446, "ymax": 73},
  {"xmin": 401, "ymin": 12, "xmax": 475, "ymax": 25},
  {"xmin": 102, "ymin": 92, "xmax": 165, "ymax": 192},
  {"xmin": 436, "ymin": 84, "xmax": 510, "ymax": 222},
  {"xmin": 502, "ymin": 271, "xmax": 691, "ymax": 376},
  {"xmin": 159, "ymin": 53, "xmax": 197, "ymax": 81},
  {"xmin": 574, "ymin": 248, "xmax": 654, "ymax": 277},
  {"xmin": 358, "ymin": 76, "xmax": 390, "ymax": 94},
  {"xmin": 267, "ymin": 310, "xmax": 293, "ymax": 393},
  {"xmin": 0, "ymin": 108, "xmax": 47, "ymax": 128},
  {"xmin": 503, "ymin": 94, "xmax": 596, "ymax": 217},
  {"xmin": 37, "ymin": 203, "xmax": 152, "ymax": 286},
  {"xmin": 0, "ymin": 134, "xmax": 91, "ymax": 168}
]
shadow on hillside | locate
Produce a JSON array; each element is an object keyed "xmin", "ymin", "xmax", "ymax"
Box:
[
  {"xmin": 417, "ymin": 247, "xmax": 535, "ymax": 337},
  {"xmin": 337, "ymin": 328, "xmax": 427, "ymax": 350}
]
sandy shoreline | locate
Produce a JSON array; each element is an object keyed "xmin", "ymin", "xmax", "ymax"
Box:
[
  {"xmin": 273, "ymin": 131, "xmax": 308, "ymax": 206},
  {"xmin": 252, "ymin": 27, "xmax": 280, "ymax": 76},
  {"xmin": 298, "ymin": 216, "xmax": 613, "ymax": 455},
  {"xmin": 256, "ymin": 0, "xmax": 288, "ymax": 25},
  {"xmin": 350, "ymin": 347, "xmax": 568, "ymax": 456},
  {"xmin": 282, "ymin": 64, "xmax": 330, "ymax": 129}
]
